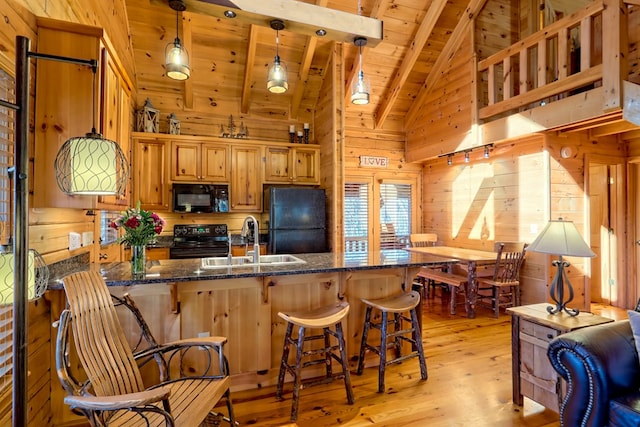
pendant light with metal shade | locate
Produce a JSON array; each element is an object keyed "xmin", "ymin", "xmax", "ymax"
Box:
[
  {"xmin": 267, "ymin": 19, "xmax": 289, "ymax": 94},
  {"xmin": 165, "ymin": 0, "xmax": 190, "ymax": 81},
  {"xmin": 54, "ymin": 62, "xmax": 129, "ymax": 196},
  {"xmin": 351, "ymin": 36, "xmax": 370, "ymax": 105}
]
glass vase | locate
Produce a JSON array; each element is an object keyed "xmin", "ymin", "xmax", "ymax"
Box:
[{"xmin": 131, "ymin": 245, "xmax": 146, "ymax": 276}]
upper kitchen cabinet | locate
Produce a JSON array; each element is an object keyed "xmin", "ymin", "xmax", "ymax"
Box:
[
  {"xmin": 33, "ymin": 18, "xmax": 132, "ymax": 210},
  {"xmin": 264, "ymin": 144, "xmax": 320, "ymax": 185},
  {"xmin": 230, "ymin": 144, "xmax": 262, "ymax": 212},
  {"xmin": 170, "ymin": 140, "xmax": 229, "ymax": 183},
  {"xmin": 132, "ymin": 134, "xmax": 170, "ymax": 211}
]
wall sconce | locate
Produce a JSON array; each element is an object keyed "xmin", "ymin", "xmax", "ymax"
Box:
[
  {"xmin": 351, "ymin": 37, "xmax": 370, "ymax": 105},
  {"xmin": 165, "ymin": 0, "xmax": 190, "ymax": 81},
  {"xmin": 267, "ymin": 19, "xmax": 288, "ymax": 94},
  {"xmin": 439, "ymin": 143, "xmax": 494, "ymax": 166}
]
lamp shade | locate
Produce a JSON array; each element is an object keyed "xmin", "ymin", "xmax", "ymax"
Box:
[
  {"xmin": 55, "ymin": 132, "xmax": 129, "ymax": 196},
  {"xmin": 267, "ymin": 56, "xmax": 288, "ymax": 93},
  {"xmin": 0, "ymin": 250, "xmax": 49, "ymax": 305},
  {"xmin": 527, "ymin": 219, "xmax": 596, "ymax": 257},
  {"xmin": 165, "ymin": 39, "xmax": 190, "ymax": 81}
]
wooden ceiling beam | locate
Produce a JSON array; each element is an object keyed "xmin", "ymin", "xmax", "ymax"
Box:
[
  {"xmin": 374, "ymin": 0, "xmax": 448, "ymax": 129},
  {"xmin": 589, "ymin": 120, "xmax": 639, "ymax": 138},
  {"xmin": 405, "ymin": 0, "xmax": 489, "ymax": 128},
  {"xmin": 343, "ymin": 0, "xmax": 391, "ymax": 105},
  {"xmin": 181, "ymin": 0, "xmax": 383, "ymax": 46},
  {"xmin": 241, "ymin": 24, "xmax": 258, "ymax": 114}
]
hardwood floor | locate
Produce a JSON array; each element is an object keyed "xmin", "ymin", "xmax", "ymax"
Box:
[{"xmin": 228, "ymin": 295, "xmax": 627, "ymax": 426}]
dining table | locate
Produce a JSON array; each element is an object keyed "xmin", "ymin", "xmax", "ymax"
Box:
[{"xmin": 404, "ymin": 246, "xmax": 498, "ymax": 318}]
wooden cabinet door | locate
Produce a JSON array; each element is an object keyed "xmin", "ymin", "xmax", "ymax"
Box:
[
  {"xmin": 201, "ymin": 143, "xmax": 229, "ymax": 182},
  {"xmin": 98, "ymin": 50, "xmax": 131, "ymax": 208},
  {"xmin": 171, "ymin": 141, "xmax": 200, "ymax": 181},
  {"xmin": 293, "ymin": 147, "xmax": 320, "ymax": 184},
  {"xmin": 134, "ymin": 138, "xmax": 170, "ymax": 211},
  {"xmin": 230, "ymin": 145, "xmax": 262, "ymax": 211},
  {"xmin": 264, "ymin": 146, "xmax": 291, "ymax": 182}
]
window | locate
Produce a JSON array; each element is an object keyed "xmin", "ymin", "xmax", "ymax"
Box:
[
  {"xmin": 344, "ymin": 178, "xmax": 415, "ymax": 256},
  {"xmin": 345, "ymin": 183, "xmax": 369, "ymax": 258},
  {"xmin": 0, "ymin": 67, "xmax": 15, "ymax": 391}
]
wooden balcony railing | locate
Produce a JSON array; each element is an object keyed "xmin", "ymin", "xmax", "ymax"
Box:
[{"xmin": 477, "ymin": 0, "xmax": 626, "ymax": 122}]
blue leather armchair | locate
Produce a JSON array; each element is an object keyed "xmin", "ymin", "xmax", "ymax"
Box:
[{"xmin": 547, "ymin": 320, "xmax": 640, "ymax": 426}]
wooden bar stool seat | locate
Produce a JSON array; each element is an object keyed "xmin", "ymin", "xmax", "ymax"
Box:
[
  {"xmin": 276, "ymin": 301, "xmax": 354, "ymax": 422},
  {"xmin": 356, "ymin": 291, "xmax": 428, "ymax": 393}
]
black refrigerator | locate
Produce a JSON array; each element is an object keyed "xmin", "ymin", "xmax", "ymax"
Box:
[{"xmin": 266, "ymin": 187, "xmax": 327, "ymax": 254}]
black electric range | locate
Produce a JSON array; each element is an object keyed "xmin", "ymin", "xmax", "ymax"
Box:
[{"xmin": 169, "ymin": 224, "xmax": 229, "ymax": 259}]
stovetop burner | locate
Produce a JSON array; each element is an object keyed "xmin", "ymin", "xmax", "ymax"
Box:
[{"xmin": 170, "ymin": 224, "xmax": 229, "ymax": 259}]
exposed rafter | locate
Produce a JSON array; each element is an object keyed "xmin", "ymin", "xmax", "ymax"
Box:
[
  {"xmin": 241, "ymin": 24, "xmax": 258, "ymax": 114},
  {"xmin": 374, "ymin": 0, "xmax": 448, "ymax": 129},
  {"xmin": 180, "ymin": 0, "xmax": 383, "ymax": 46},
  {"xmin": 183, "ymin": 11, "xmax": 194, "ymax": 109},
  {"xmin": 405, "ymin": 0, "xmax": 489, "ymax": 128}
]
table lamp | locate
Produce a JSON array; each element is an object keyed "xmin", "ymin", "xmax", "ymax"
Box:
[{"xmin": 527, "ymin": 218, "xmax": 595, "ymax": 316}]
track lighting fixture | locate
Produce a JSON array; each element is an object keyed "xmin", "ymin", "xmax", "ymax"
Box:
[
  {"xmin": 267, "ymin": 19, "xmax": 288, "ymax": 94},
  {"xmin": 165, "ymin": 0, "xmax": 190, "ymax": 81},
  {"xmin": 440, "ymin": 143, "xmax": 494, "ymax": 166}
]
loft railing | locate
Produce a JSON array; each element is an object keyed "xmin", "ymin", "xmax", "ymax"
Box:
[{"xmin": 477, "ymin": 0, "xmax": 626, "ymax": 122}]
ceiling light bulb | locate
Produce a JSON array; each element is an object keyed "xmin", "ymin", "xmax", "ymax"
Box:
[
  {"xmin": 484, "ymin": 146, "xmax": 490, "ymax": 158},
  {"xmin": 447, "ymin": 155, "xmax": 453, "ymax": 166},
  {"xmin": 464, "ymin": 151, "xmax": 470, "ymax": 163}
]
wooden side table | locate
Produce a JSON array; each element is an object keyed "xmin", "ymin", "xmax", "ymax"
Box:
[{"xmin": 507, "ymin": 303, "xmax": 613, "ymax": 412}]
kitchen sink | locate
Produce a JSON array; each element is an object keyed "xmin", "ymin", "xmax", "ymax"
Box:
[{"xmin": 200, "ymin": 254, "xmax": 306, "ymax": 269}]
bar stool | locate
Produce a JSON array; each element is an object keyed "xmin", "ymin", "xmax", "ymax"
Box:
[
  {"xmin": 357, "ymin": 290, "xmax": 427, "ymax": 393},
  {"xmin": 276, "ymin": 301, "xmax": 354, "ymax": 422}
]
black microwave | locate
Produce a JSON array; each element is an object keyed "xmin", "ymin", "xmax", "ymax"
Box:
[{"xmin": 173, "ymin": 184, "xmax": 229, "ymax": 213}]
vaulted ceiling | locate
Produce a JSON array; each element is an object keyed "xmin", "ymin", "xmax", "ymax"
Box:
[{"xmin": 125, "ymin": 0, "xmax": 475, "ymax": 130}]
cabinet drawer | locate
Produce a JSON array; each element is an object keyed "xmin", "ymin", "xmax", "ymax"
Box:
[{"xmin": 520, "ymin": 320, "xmax": 559, "ymax": 343}]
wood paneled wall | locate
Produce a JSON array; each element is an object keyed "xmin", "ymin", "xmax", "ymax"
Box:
[{"xmin": 405, "ymin": 32, "xmax": 474, "ymax": 162}]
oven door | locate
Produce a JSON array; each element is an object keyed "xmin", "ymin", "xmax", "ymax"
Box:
[{"xmin": 169, "ymin": 246, "xmax": 229, "ymax": 259}]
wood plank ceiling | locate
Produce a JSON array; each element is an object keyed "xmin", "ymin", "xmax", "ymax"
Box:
[{"xmin": 125, "ymin": 0, "xmax": 472, "ymax": 130}]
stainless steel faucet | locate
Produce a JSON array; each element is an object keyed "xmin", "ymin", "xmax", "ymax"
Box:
[{"xmin": 241, "ymin": 215, "xmax": 260, "ymax": 264}]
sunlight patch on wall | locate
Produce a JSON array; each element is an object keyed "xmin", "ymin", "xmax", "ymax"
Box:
[{"xmin": 452, "ymin": 163, "xmax": 494, "ymax": 240}]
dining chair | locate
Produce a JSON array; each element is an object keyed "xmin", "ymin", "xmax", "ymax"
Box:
[
  {"xmin": 477, "ymin": 242, "xmax": 528, "ymax": 318},
  {"xmin": 410, "ymin": 233, "xmax": 446, "ymax": 299},
  {"xmin": 55, "ymin": 271, "xmax": 235, "ymax": 426}
]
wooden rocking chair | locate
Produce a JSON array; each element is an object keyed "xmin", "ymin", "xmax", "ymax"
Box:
[{"xmin": 54, "ymin": 271, "xmax": 236, "ymax": 426}]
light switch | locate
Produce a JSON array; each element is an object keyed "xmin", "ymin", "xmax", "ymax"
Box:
[
  {"xmin": 82, "ymin": 231, "xmax": 93, "ymax": 246},
  {"xmin": 69, "ymin": 232, "xmax": 81, "ymax": 250}
]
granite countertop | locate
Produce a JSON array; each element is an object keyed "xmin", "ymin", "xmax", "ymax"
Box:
[{"xmin": 48, "ymin": 250, "xmax": 457, "ymax": 288}]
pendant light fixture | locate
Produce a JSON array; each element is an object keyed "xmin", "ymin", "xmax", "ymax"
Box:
[
  {"xmin": 54, "ymin": 63, "xmax": 129, "ymax": 196},
  {"xmin": 165, "ymin": 0, "xmax": 190, "ymax": 81},
  {"xmin": 351, "ymin": 36, "xmax": 370, "ymax": 105},
  {"xmin": 267, "ymin": 19, "xmax": 288, "ymax": 94}
]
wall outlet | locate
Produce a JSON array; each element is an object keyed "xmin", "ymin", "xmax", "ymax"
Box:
[
  {"xmin": 197, "ymin": 331, "xmax": 210, "ymax": 338},
  {"xmin": 69, "ymin": 232, "xmax": 81, "ymax": 251},
  {"xmin": 82, "ymin": 231, "xmax": 93, "ymax": 246}
]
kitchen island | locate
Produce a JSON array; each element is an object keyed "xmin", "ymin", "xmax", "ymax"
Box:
[{"xmin": 49, "ymin": 250, "xmax": 453, "ymax": 392}]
